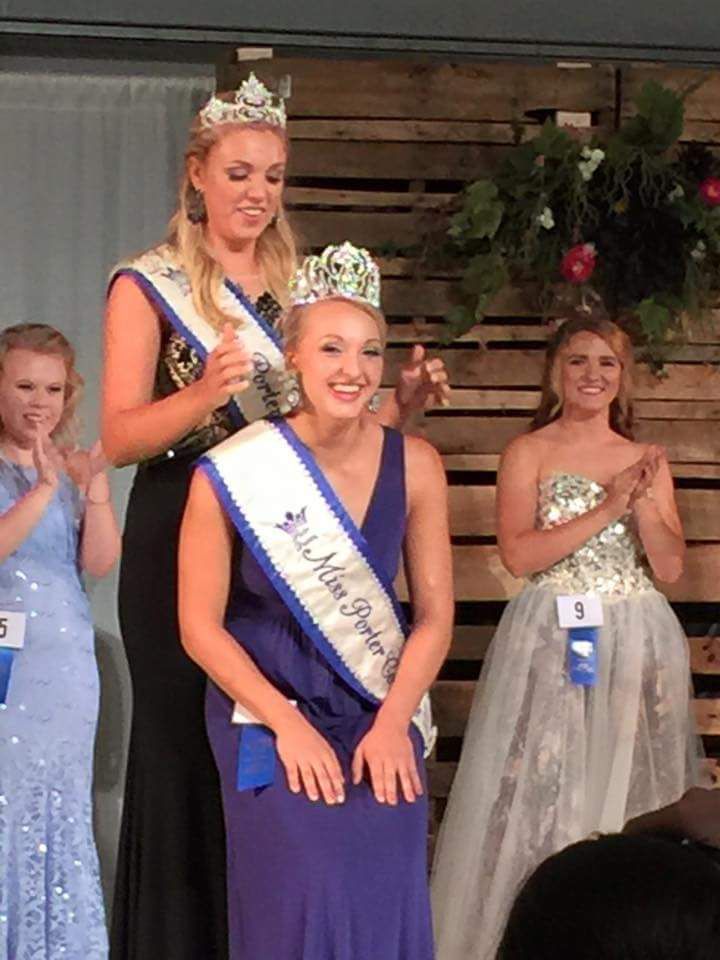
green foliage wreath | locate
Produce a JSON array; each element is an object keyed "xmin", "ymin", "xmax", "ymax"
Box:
[{"xmin": 445, "ymin": 80, "xmax": 720, "ymax": 354}]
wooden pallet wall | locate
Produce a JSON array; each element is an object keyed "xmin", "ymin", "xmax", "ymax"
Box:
[{"xmin": 222, "ymin": 57, "xmax": 720, "ymax": 817}]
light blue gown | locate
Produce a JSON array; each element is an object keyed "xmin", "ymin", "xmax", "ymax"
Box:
[{"xmin": 0, "ymin": 460, "xmax": 107, "ymax": 959}]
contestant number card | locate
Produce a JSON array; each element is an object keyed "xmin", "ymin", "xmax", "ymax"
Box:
[
  {"xmin": 556, "ymin": 595, "xmax": 603, "ymax": 630},
  {"xmin": 0, "ymin": 612, "xmax": 26, "ymax": 650}
]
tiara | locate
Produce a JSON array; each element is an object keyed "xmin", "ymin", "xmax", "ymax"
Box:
[
  {"xmin": 289, "ymin": 242, "xmax": 381, "ymax": 309},
  {"xmin": 199, "ymin": 73, "xmax": 287, "ymax": 130}
]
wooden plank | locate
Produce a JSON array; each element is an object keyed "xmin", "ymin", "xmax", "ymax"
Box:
[
  {"xmin": 292, "ymin": 208, "xmax": 429, "ymax": 248},
  {"xmin": 441, "ymin": 455, "xmax": 720, "ymax": 480},
  {"xmin": 448, "ymin": 487, "xmax": 720, "ymax": 542},
  {"xmin": 383, "ymin": 349, "xmax": 720, "ymax": 399},
  {"xmin": 427, "ymin": 757, "xmax": 720, "ymax": 798},
  {"xmin": 226, "ymin": 59, "xmax": 615, "ymax": 122},
  {"xmin": 691, "ymin": 635, "xmax": 720, "ymax": 675},
  {"xmin": 386, "ymin": 323, "xmax": 548, "ymax": 344},
  {"xmin": 449, "ymin": 625, "xmax": 496, "ymax": 660},
  {"xmin": 420, "ymin": 387, "xmax": 720, "ymax": 420},
  {"xmin": 289, "ymin": 139, "xmax": 504, "ymax": 182},
  {"xmin": 622, "ymin": 67, "xmax": 720, "ymax": 124},
  {"xmin": 287, "ymin": 119, "xmax": 536, "ymax": 144},
  {"xmin": 694, "ymin": 699, "xmax": 720, "ymax": 736},
  {"xmin": 420, "ymin": 416, "xmax": 720, "ymax": 463},
  {"xmin": 286, "ymin": 186, "xmax": 455, "ymax": 209}
]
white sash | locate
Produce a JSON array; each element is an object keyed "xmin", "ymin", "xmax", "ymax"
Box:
[
  {"xmin": 111, "ymin": 244, "xmax": 286, "ymax": 426},
  {"xmin": 200, "ymin": 418, "xmax": 436, "ymax": 756}
]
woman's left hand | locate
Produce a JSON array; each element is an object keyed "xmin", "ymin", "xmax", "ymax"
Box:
[
  {"xmin": 66, "ymin": 441, "xmax": 111, "ymax": 499},
  {"xmin": 395, "ymin": 345, "xmax": 450, "ymax": 414},
  {"xmin": 351, "ymin": 716, "xmax": 424, "ymax": 805}
]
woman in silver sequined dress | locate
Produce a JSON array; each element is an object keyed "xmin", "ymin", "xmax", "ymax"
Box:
[{"xmin": 431, "ymin": 315, "xmax": 702, "ymax": 960}]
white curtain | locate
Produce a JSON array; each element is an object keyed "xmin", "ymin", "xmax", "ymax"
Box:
[{"xmin": 0, "ymin": 64, "xmax": 214, "ymax": 904}]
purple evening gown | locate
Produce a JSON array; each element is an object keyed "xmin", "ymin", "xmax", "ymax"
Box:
[{"xmin": 205, "ymin": 427, "xmax": 434, "ymax": 960}]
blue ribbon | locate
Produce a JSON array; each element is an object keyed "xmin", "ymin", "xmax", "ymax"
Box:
[
  {"xmin": 236, "ymin": 724, "xmax": 277, "ymax": 791},
  {"xmin": 568, "ymin": 626, "xmax": 598, "ymax": 686},
  {"xmin": 0, "ymin": 648, "xmax": 14, "ymax": 703}
]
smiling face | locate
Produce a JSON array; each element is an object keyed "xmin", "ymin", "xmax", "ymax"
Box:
[
  {"xmin": 0, "ymin": 348, "xmax": 68, "ymax": 447},
  {"xmin": 287, "ymin": 299, "xmax": 385, "ymax": 420},
  {"xmin": 189, "ymin": 125, "xmax": 287, "ymax": 245},
  {"xmin": 558, "ymin": 331, "xmax": 622, "ymax": 414}
]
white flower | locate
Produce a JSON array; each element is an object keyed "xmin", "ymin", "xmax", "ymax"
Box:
[
  {"xmin": 578, "ymin": 146, "xmax": 604, "ymax": 182},
  {"xmin": 537, "ymin": 206, "xmax": 555, "ymax": 230},
  {"xmin": 691, "ymin": 240, "xmax": 707, "ymax": 262},
  {"xmin": 667, "ymin": 183, "xmax": 685, "ymax": 202}
]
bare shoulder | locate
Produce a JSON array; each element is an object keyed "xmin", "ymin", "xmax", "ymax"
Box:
[
  {"xmin": 404, "ymin": 433, "xmax": 445, "ymax": 476},
  {"xmin": 500, "ymin": 429, "xmax": 545, "ymax": 473},
  {"xmin": 106, "ymin": 273, "xmax": 161, "ymax": 325}
]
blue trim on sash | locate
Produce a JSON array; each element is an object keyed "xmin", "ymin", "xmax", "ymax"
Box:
[
  {"xmin": 224, "ymin": 279, "xmax": 283, "ymax": 350},
  {"xmin": 113, "ymin": 268, "xmax": 247, "ymax": 430},
  {"xmin": 0, "ymin": 648, "xmax": 14, "ymax": 703},
  {"xmin": 199, "ymin": 454, "xmax": 384, "ymax": 711},
  {"xmin": 273, "ymin": 418, "xmax": 409, "ymax": 636}
]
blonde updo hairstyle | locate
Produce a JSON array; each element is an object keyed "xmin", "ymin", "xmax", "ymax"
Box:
[
  {"xmin": 281, "ymin": 297, "xmax": 388, "ymax": 359},
  {"xmin": 530, "ymin": 313, "xmax": 635, "ymax": 439},
  {"xmin": 0, "ymin": 323, "xmax": 83, "ymax": 449},
  {"xmin": 167, "ymin": 94, "xmax": 297, "ymax": 332}
]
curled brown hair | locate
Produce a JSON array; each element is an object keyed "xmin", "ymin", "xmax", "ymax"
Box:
[
  {"xmin": 0, "ymin": 323, "xmax": 83, "ymax": 448},
  {"xmin": 166, "ymin": 96, "xmax": 298, "ymax": 331},
  {"xmin": 530, "ymin": 313, "xmax": 635, "ymax": 439}
]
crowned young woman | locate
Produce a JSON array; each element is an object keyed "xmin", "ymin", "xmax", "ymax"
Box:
[
  {"xmin": 431, "ymin": 314, "xmax": 702, "ymax": 960},
  {"xmin": 177, "ymin": 242, "xmax": 453, "ymax": 960},
  {"xmin": 102, "ymin": 76, "xmax": 450, "ymax": 959}
]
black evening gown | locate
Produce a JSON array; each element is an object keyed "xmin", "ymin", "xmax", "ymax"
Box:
[{"xmin": 110, "ymin": 285, "xmax": 282, "ymax": 960}]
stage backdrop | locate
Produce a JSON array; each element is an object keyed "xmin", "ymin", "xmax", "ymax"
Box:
[
  {"xmin": 0, "ymin": 59, "xmax": 213, "ymax": 901},
  {"xmin": 0, "ymin": 52, "xmax": 718, "ymax": 911},
  {"xmin": 219, "ymin": 55, "xmax": 720, "ymax": 839}
]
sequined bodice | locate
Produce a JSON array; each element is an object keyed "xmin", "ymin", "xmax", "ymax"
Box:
[{"xmin": 530, "ymin": 472, "xmax": 653, "ymax": 596}]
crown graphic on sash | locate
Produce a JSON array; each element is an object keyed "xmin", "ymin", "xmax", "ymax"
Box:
[
  {"xmin": 199, "ymin": 73, "xmax": 287, "ymax": 130},
  {"xmin": 289, "ymin": 242, "xmax": 381, "ymax": 310}
]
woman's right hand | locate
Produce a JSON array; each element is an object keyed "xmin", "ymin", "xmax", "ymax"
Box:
[
  {"xmin": 604, "ymin": 452, "xmax": 657, "ymax": 515},
  {"xmin": 198, "ymin": 323, "xmax": 252, "ymax": 411},
  {"xmin": 32, "ymin": 431, "xmax": 60, "ymax": 491},
  {"xmin": 275, "ymin": 713, "xmax": 346, "ymax": 806}
]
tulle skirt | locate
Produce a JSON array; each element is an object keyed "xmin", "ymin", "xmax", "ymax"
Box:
[{"xmin": 431, "ymin": 583, "xmax": 702, "ymax": 960}]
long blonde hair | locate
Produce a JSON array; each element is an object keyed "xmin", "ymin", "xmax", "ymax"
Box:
[
  {"xmin": 530, "ymin": 314, "xmax": 635, "ymax": 439},
  {"xmin": 0, "ymin": 323, "xmax": 83, "ymax": 449},
  {"xmin": 166, "ymin": 100, "xmax": 298, "ymax": 332}
]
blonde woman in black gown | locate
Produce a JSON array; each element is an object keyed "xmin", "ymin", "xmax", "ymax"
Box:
[{"xmin": 102, "ymin": 75, "xmax": 449, "ymax": 960}]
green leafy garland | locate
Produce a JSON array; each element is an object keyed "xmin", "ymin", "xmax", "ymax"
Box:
[{"xmin": 444, "ymin": 80, "xmax": 720, "ymax": 354}]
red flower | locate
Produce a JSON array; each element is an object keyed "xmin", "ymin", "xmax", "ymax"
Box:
[
  {"xmin": 560, "ymin": 243, "xmax": 597, "ymax": 284},
  {"xmin": 699, "ymin": 177, "xmax": 720, "ymax": 206}
]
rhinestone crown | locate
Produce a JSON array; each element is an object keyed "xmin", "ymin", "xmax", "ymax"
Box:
[
  {"xmin": 199, "ymin": 72, "xmax": 287, "ymax": 130},
  {"xmin": 289, "ymin": 242, "xmax": 381, "ymax": 310}
]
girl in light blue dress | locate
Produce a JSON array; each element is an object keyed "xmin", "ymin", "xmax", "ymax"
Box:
[{"xmin": 0, "ymin": 324, "xmax": 120, "ymax": 959}]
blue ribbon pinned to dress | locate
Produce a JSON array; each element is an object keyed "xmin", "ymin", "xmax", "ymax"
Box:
[
  {"xmin": 568, "ymin": 626, "xmax": 598, "ymax": 686},
  {"xmin": 0, "ymin": 648, "xmax": 15, "ymax": 703},
  {"xmin": 236, "ymin": 724, "xmax": 277, "ymax": 791}
]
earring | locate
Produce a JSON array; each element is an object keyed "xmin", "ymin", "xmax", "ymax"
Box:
[
  {"xmin": 282, "ymin": 371, "xmax": 302, "ymax": 413},
  {"xmin": 186, "ymin": 186, "xmax": 207, "ymax": 224},
  {"xmin": 367, "ymin": 393, "xmax": 381, "ymax": 414}
]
